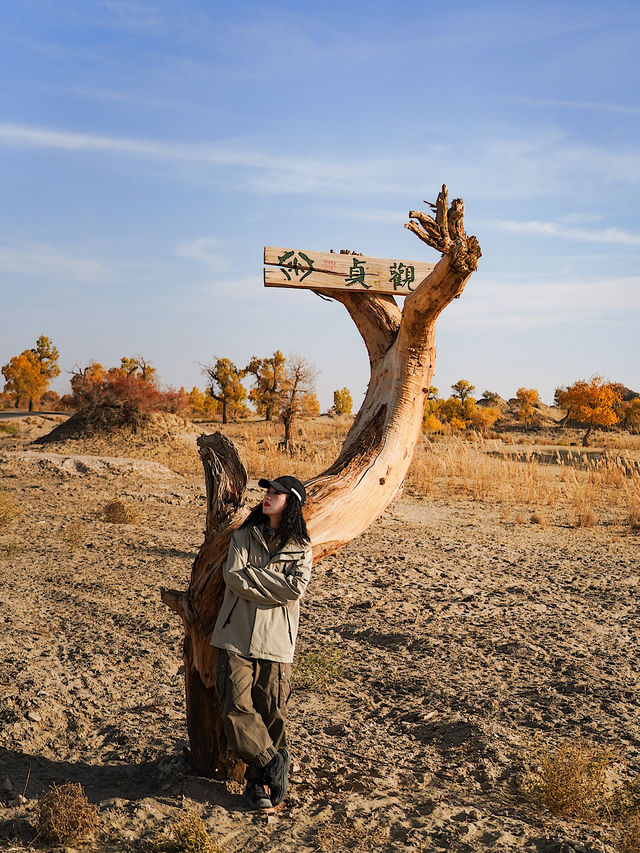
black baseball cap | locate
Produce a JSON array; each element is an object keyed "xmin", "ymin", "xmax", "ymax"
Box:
[{"xmin": 258, "ymin": 475, "xmax": 307, "ymax": 505}]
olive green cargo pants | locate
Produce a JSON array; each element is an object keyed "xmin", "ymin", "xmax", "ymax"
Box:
[{"xmin": 215, "ymin": 649, "xmax": 291, "ymax": 769}]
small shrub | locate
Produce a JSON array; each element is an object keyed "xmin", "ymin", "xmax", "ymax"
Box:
[
  {"xmin": 627, "ymin": 506, "xmax": 640, "ymax": 533},
  {"xmin": 0, "ymin": 491, "xmax": 22, "ymax": 530},
  {"xmin": 36, "ymin": 782, "xmax": 99, "ymax": 844},
  {"xmin": 64, "ymin": 520, "xmax": 86, "ymax": 553},
  {"xmin": 169, "ymin": 811, "xmax": 223, "ymax": 853},
  {"xmin": 521, "ymin": 739, "xmax": 617, "ymax": 821},
  {"xmin": 0, "ymin": 422, "xmax": 19, "ymax": 436},
  {"xmin": 102, "ymin": 499, "xmax": 139, "ymax": 524},
  {"xmin": 575, "ymin": 510, "xmax": 597, "ymax": 529},
  {"xmin": 530, "ymin": 511, "xmax": 545, "ymax": 526},
  {"xmin": 293, "ymin": 646, "xmax": 344, "ymax": 690}
]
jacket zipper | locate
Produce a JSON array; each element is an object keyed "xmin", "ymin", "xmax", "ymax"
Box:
[
  {"xmin": 285, "ymin": 609, "xmax": 293, "ymax": 644},
  {"xmin": 222, "ymin": 597, "xmax": 239, "ymax": 628}
]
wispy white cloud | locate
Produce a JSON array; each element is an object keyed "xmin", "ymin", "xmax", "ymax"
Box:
[
  {"xmin": 448, "ymin": 275, "xmax": 640, "ymax": 328},
  {"xmin": 175, "ymin": 236, "xmax": 230, "ymax": 272},
  {"xmin": 505, "ymin": 95, "xmax": 640, "ymax": 116},
  {"xmin": 0, "ymin": 243, "xmax": 106, "ymax": 282},
  {"xmin": 493, "ymin": 219, "xmax": 640, "ymax": 246},
  {"xmin": 2, "ymin": 121, "xmax": 640, "ymax": 204}
]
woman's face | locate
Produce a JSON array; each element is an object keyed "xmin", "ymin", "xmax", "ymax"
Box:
[{"xmin": 262, "ymin": 487, "xmax": 287, "ymax": 523}]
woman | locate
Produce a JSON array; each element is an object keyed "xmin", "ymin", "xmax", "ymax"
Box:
[{"xmin": 210, "ymin": 475, "xmax": 312, "ymax": 810}]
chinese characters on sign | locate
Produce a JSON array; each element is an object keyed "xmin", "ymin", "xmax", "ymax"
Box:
[
  {"xmin": 277, "ymin": 250, "xmax": 315, "ymax": 283},
  {"xmin": 264, "ymin": 246, "xmax": 435, "ymax": 295},
  {"xmin": 389, "ymin": 262, "xmax": 415, "ymax": 291},
  {"xmin": 344, "ymin": 258, "xmax": 369, "ymax": 288}
]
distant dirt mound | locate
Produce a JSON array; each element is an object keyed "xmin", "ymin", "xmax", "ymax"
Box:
[{"xmin": 33, "ymin": 412, "xmax": 204, "ymax": 474}]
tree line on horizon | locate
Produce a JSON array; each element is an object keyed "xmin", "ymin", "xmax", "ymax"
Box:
[
  {"xmin": 0, "ymin": 338, "xmax": 354, "ymax": 450},
  {"xmin": 2, "ymin": 337, "xmax": 638, "ymax": 448}
]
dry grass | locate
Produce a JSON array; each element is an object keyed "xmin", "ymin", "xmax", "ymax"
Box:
[
  {"xmin": 63, "ymin": 520, "xmax": 86, "ymax": 553},
  {"xmin": 293, "ymin": 645, "xmax": 344, "ymax": 690},
  {"xmin": 314, "ymin": 819, "xmax": 388, "ymax": 853},
  {"xmin": 406, "ymin": 435, "xmax": 640, "ymax": 531},
  {"xmin": 102, "ymin": 498, "xmax": 139, "ymax": 524},
  {"xmin": 0, "ymin": 491, "xmax": 22, "ymax": 530},
  {"xmin": 521, "ymin": 739, "xmax": 619, "ymax": 821},
  {"xmin": 36, "ymin": 782, "xmax": 99, "ymax": 844},
  {"xmin": 168, "ymin": 811, "xmax": 224, "ymax": 853}
]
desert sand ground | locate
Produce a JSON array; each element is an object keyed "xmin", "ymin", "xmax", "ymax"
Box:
[{"xmin": 0, "ymin": 415, "xmax": 639, "ymax": 852}]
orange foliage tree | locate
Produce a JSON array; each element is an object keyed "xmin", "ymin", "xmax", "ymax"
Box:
[
  {"xmin": 556, "ymin": 377, "xmax": 621, "ymax": 446},
  {"xmin": 515, "ymin": 387, "xmax": 540, "ymax": 428},
  {"xmin": 1, "ymin": 335, "xmax": 60, "ymax": 410}
]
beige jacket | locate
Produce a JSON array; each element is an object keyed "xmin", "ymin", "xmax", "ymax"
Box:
[{"xmin": 210, "ymin": 524, "xmax": 313, "ymax": 664}]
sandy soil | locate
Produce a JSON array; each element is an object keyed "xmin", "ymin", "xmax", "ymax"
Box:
[{"xmin": 0, "ymin": 419, "xmax": 639, "ymax": 852}]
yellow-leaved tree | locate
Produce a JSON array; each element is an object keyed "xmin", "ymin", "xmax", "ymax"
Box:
[
  {"xmin": 515, "ymin": 387, "xmax": 540, "ymax": 429},
  {"xmin": 244, "ymin": 350, "xmax": 287, "ymax": 421},
  {"xmin": 333, "ymin": 387, "xmax": 353, "ymax": 415},
  {"xmin": 556, "ymin": 377, "xmax": 621, "ymax": 446},
  {"xmin": 2, "ymin": 335, "xmax": 60, "ymax": 410},
  {"xmin": 203, "ymin": 358, "xmax": 247, "ymax": 424}
]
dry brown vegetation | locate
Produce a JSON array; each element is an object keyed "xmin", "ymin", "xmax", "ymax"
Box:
[
  {"xmin": 102, "ymin": 498, "xmax": 140, "ymax": 525},
  {"xmin": 36, "ymin": 782, "xmax": 99, "ymax": 844}
]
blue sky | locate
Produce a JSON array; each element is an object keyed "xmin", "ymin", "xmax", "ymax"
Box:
[{"xmin": 1, "ymin": 0, "xmax": 638, "ymax": 408}]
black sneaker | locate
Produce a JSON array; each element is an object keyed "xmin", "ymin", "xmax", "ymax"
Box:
[
  {"xmin": 264, "ymin": 748, "xmax": 291, "ymax": 806},
  {"xmin": 243, "ymin": 780, "xmax": 273, "ymax": 811}
]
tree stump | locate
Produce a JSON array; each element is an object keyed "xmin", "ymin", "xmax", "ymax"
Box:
[{"xmin": 161, "ymin": 185, "xmax": 481, "ymax": 779}]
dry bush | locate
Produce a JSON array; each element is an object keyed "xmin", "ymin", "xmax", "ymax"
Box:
[
  {"xmin": 314, "ymin": 819, "xmax": 388, "ymax": 852},
  {"xmin": 36, "ymin": 782, "xmax": 99, "ymax": 844},
  {"xmin": 521, "ymin": 739, "xmax": 618, "ymax": 821},
  {"xmin": 530, "ymin": 511, "xmax": 545, "ymax": 527},
  {"xmin": 169, "ymin": 811, "xmax": 224, "ymax": 853},
  {"xmin": 0, "ymin": 422, "xmax": 19, "ymax": 436},
  {"xmin": 0, "ymin": 491, "xmax": 22, "ymax": 530},
  {"xmin": 293, "ymin": 646, "xmax": 344, "ymax": 690},
  {"xmin": 574, "ymin": 510, "xmax": 597, "ymax": 529},
  {"xmin": 627, "ymin": 506, "xmax": 640, "ymax": 532},
  {"xmin": 102, "ymin": 499, "xmax": 139, "ymax": 524},
  {"xmin": 63, "ymin": 520, "xmax": 86, "ymax": 553}
]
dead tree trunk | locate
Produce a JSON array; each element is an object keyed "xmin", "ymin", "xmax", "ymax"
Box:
[{"xmin": 161, "ymin": 185, "xmax": 481, "ymax": 779}]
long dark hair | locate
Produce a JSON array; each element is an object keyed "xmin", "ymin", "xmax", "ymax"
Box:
[{"xmin": 241, "ymin": 491, "xmax": 309, "ymax": 550}]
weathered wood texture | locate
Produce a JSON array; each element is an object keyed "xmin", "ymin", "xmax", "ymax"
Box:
[
  {"xmin": 162, "ymin": 184, "xmax": 481, "ymax": 778},
  {"xmin": 264, "ymin": 247, "xmax": 435, "ymax": 295}
]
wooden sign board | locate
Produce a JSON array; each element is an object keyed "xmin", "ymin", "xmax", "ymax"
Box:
[{"xmin": 264, "ymin": 246, "xmax": 435, "ymax": 296}]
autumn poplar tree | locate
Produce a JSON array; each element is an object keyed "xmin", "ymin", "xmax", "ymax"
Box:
[
  {"xmin": 333, "ymin": 387, "xmax": 353, "ymax": 415},
  {"xmin": 556, "ymin": 376, "xmax": 621, "ymax": 446},
  {"xmin": 515, "ymin": 387, "xmax": 540, "ymax": 429},
  {"xmin": 2, "ymin": 335, "xmax": 60, "ymax": 410},
  {"xmin": 204, "ymin": 358, "xmax": 247, "ymax": 424},
  {"xmin": 244, "ymin": 350, "xmax": 286, "ymax": 421}
]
